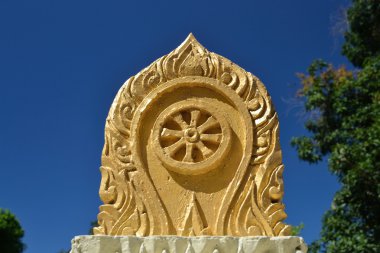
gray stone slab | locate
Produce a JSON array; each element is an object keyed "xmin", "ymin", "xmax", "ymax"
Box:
[{"xmin": 70, "ymin": 235, "xmax": 307, "ymax": 253}]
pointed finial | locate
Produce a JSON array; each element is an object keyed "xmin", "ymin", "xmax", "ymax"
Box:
[
  {"xmin": 187, "ymin": 33, "xmax": 196, "ymax": 41},
  {"xmin": 178, "ymin": 33, "xmax": 204, "ymax": 50}
]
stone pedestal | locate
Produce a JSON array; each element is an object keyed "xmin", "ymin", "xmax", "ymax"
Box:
[{"xmin": 70, "ymin": 235, "xmax": 307, "ymax": 253}]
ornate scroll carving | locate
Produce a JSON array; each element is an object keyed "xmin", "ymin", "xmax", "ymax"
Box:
[{"xmin": 94, "ymin": 34, "xmax": 291, "ymax": 236}]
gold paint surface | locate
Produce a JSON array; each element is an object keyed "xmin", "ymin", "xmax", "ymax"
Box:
[{"xmin": 94, "ymin": 34, "xmax": 291, "ymax": 236}]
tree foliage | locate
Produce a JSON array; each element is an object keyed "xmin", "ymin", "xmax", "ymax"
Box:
[
  {"xmin": 290, "ymin": 222, "xmax": 305, "ymax": 236},
  {"xmin": 0, "ymin": 209, "xmax": 25, "ymax": 253},
  {"xmin": 342, "ymin": 0, "xmax": 380, "ymax": 67},
  {"xmin": 292, "ymin": 1, "xmax": 380, "ymax": 252}
]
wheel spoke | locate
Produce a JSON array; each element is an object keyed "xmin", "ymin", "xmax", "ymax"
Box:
[
  {"xmin": 171, "ymin": 113, "xmax": 188, "ymax": 129},
  {"xmin": 183, "ymin": 143, "xmax": 194, "ymax": 162},
  {"xmin": 164, "ymin": 138, "xmax": 185, "ymax": 156},
  {"xmin": 200, "ymin": 133, "xmax": 222, "ymax": 144},
  {"xmin": 195, "ymin": 141, "xmax": 213, "ymax": 158},
  {"xmin": 190, "ymin": 110, "xmax": 201, "ymax": 127},
  {"xmin": 198, "ymin": 116, "xmax": 219, "ymax": 133},
  {"xmin": 161, "ymin": 128, "xmax": 183, "ymax": 139}
]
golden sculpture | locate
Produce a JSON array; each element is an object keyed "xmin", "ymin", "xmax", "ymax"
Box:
[{"xmin": 94, "ymin": 34, "xmax": 291, "ymax": 237}]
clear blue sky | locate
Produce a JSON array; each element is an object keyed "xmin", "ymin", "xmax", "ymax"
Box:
[{"xmin": 0, "ymin": 1, "xmax": 351, "ymax": 252}]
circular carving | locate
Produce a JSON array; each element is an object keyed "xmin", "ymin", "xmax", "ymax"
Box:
[{"xmin": 152, "ymin": 100, "xmax": 232, "ymax": 175}]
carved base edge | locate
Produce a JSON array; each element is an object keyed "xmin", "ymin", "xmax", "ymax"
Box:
[{"xmin": 70, "ymin": 235, "xmax": 307, "ymax": 253}]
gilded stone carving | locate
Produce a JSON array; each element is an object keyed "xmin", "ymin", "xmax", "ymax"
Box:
[{"xmin": 94, "ymin": 34, "xmax": 291, "ymax": 236}]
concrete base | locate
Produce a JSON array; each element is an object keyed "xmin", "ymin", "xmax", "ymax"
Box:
[{"xmin": 70, "ymin": 235, "xmax": 307, "ymax": 253}]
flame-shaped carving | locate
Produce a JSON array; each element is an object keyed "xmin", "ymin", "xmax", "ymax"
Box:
[{"xmin": 94, "ymin": 34, "xmax": 291, "ymax": 236}]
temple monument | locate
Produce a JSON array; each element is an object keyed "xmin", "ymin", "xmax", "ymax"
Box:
[{"xmin": 70, "ymin": 34, "xmax": 307, "ymax": 253}]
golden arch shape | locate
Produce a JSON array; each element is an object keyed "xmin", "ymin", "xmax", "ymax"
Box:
[{"xmin": 94, "ymin": 34, "xmax": 291, "ymax": 237}]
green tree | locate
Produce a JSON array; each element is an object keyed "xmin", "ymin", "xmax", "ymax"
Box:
[
  {"xmin": 292, "ymin": 1, "xmax": 380, "ymax": 252},
  {"xmin": 0, "ymin": 209, "xmax": 25, "ymax": 253},
  {"xmin": 290, "ymin": 222, "xmax": 304, "ymax": 236},
  {"xmin": 342, "ymin": 0, "xmax": 380, "ymax": 67}
]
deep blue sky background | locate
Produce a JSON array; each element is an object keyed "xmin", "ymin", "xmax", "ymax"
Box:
[{"xmin": 0, "ymin": 1, "xmax": 352, "ymax": 252}]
